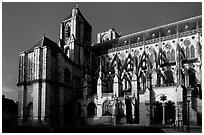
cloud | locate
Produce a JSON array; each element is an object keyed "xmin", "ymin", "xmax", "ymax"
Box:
[
  {"xmin": 2, "ymin": 86, "xmax": 15, "ymax": 93},
  {"xmin": 2, "ymin": 86, "xmax": 18, "ymax": 101}
]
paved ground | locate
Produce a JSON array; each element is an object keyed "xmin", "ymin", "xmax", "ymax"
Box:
[
  {"xmin": 161, "ymin": 126, "xmax": 202, "ymax": 133},
  {"xmin": 3, "ymin": 125, "xmax": 163, "ymax": 133},
  {"xmin": 3, "ymin": 125, "xmax": 202, "ymax": 133}
]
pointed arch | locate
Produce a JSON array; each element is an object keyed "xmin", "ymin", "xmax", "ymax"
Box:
[
  {"xmin": 122, "ymin": 53, "xmax": 134, "ymax": 71},
  {"xmin": 171, "ymin": 49, "xmax": 175, "ymax": 61},
  {"xmin": 122, "ymin": 72, "xmax": 132, "ymax": 93},
  {"xmin": 181, "ymin": 47, "xmax": 185, "ymax": 59},
  {"xmin": 87, "ymin": 102, "xmax": 96, "ymax": 116},
  {"xmin": 150, "ymin": 53, "xmax": 156, "ymax": 65},
  {"xmin": 166, "ymin": 50, "xmax": 171, "ymax": 61},
  {"xmin": 102, "ymin": 100, "xmax": 112, "ymax": 116},
  {"xmin": 186, "ymin": 47, "xmax": 190, "ymax": 59},
  {"xmin": 115, "ymin": 100, "xmax": 124, "ymax": 115},
  {"xmin": 26, "ymin": 102, "xmax": 33, "ymax": 122},
  {"xmin": 109, "ymin": 53, "xmax": 122, "ymax": 73},
  {"xmin": 65, "ymin": 23, "xmax": 71, "ymax": 38},
  {"xmin": 163, "ymin": 70, "xmax": 174, "ymax": 86},
  {"xmin": 190, "ymin": 45, "xmax": 195, "ymax": 58},
  {"xmin": 188, "ymin": 68, "xmax": 197, "ymax": 87}
]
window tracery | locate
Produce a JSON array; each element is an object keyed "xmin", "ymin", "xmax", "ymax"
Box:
[{"xmin": 102, "ymin": 100, "xmax": 112, "ymax": 116}]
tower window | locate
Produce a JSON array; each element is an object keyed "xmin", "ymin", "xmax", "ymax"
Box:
[
  {"xmin": 186, "ymin": 47, "xmax": 190, "ymax": 58},
  {"xmin": 65, "ymin": 26, "xmax": 71, "ymax": 38},
  {"xmin": 190, "ymin": 45, "xmax": 195, "ymax": 58}
]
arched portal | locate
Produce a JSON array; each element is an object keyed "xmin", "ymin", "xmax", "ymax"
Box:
[
  {"xmin": 115, "ymin": 100, "xmax": 124, "ymax": 124},
  {"xmin": 25, "ymin": 102, "xmax": 33, "ymax": 123},
  {"xmin": 87, "ymin": 102, "xmax": 96, "ymax": 116},
  {"xmin": 165, "ymin": 101, "xmax": 175, "ymax": 124},
  {"xmin": 152, "ymin": 100, "xmax": 175, "ymax": 125},
  {"xmin": 163, "ymin": 70, "xmax": 174, "ymax": 86},
  {"xmin": 153, "ymin": 101, "xmax": 162, "ymax": 124}
]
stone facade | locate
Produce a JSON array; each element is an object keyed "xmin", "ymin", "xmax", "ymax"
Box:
[{"xmin": 17, "ymin": 6, "xmax": 202, "ymax": 127}]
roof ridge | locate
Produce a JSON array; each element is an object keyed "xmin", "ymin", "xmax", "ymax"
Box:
[{"xmin": 119, "ymin": 15, "xmax": 202, "ymax": 39}]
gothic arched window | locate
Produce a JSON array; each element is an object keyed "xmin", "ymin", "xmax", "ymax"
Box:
[
  {"xmin": 163, "ymin": 70, "xmax": 174, "ymax": 86},
  {"xmin": 188, "ymin": 68, "xmax": 197, "ymax": 87},
  {"xmin": 171, "ymin": 49, "xmax": 175, "ymax": 61},
  {"xmin": 102, "ymin": 100, "xmax": 112, "ymax": 116},
  {"xmin": 87, "ymin": 102, "xmax": 96, "ymax": 116},
  {"xmin": 65, "ymin": 25, "xmax": 71, "ymax": 38},
  {"xmin": 150, "ymin": 53, "xmax": 155, "ymax": 64},
  {"xmin": 186, "ymin": 47, "xmax": 190, "ymax": 59},
  {"xmin": 190, "ymin": 45, "xmax": 195, "ymax": 58},
  {"xmin": 167, "ymin": 50, "xmax": 171, "ymax": 61}
]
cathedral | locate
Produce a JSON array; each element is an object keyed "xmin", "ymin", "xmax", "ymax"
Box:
[{"xmin": 17, "ymin": 6, "xmax": 202, "ymax": 127}]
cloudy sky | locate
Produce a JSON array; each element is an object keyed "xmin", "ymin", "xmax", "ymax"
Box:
[{"xmin": 2, "ymin": 2, "xmax": 202, "ymax": 101}]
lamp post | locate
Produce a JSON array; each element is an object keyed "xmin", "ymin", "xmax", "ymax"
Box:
[
  {"xmin": 160, "ymin": 95, "xmax": 167, "ymax": 125},
  {"xmin": 177, "ymin": 107, "xmax": 180, "ymax": 129},
  {"xmin": 187, "ymin": 95, "xmax": 191, "ymax": 133}
]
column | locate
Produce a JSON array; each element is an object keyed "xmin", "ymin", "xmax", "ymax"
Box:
[
  {"xmin": 97, "ymin": 59, "xmax": 103, "ymax": 99},
  {"xmin": 113, "ymin": 75, "xmax": 121, "ymax": 97},
  {"xmin": 162, "ymin": 102, "xmax": 165, "ymax": 124},
  {"xmin": 131, "ymin": 72, "xmax": 137, "ymax": 97}
]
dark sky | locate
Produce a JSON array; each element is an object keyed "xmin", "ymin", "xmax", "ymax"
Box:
[{"xmin": 2, "ymin": 2, "xmax": 202, "ymax": 101}]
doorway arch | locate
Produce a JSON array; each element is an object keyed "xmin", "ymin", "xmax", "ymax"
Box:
[
  {"xmin": 152, "ymin": 100, "xmax": 175, "ymax": 125},
  {"xmin": 87, "ymin": 102, "xmax": 96, "ymax": 116},
  {"xmin": 25, "ymin": 102, "xmax": 33, "ymax": 123}
]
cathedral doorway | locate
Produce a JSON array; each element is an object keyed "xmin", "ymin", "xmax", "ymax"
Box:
[
  {"xmin": 25, "ymin": 102, "xmax": 33, "ymax": 124},
  {"xmin": 165, "ymin": 101, "xmax": 175, "ymax": 124},
  {"xmin": 115, "ymin": 100, "xmax": 124, "ymax": 124},
  {"xmin": 152, "ymin": 101, "xmax": 175, "ymax": 125},
  {"xmin": 153, "ymin": 101, "xmax": 162, "ymax": 124},
  {"xmin": 87, "ymin": 102, "xmax": 96, "ymax": 116},
  {"xmin": 125, "ymin": 98, "xmax": 132, "ymax": 124}
]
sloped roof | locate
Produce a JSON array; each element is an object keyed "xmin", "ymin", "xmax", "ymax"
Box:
[
  {"xmin": 91, "ymin": 15, "xmax": 202, "ymax": 57},
  {"xmin": 26, "ymin": 36, "xmax": 62, "ymax": 53}
]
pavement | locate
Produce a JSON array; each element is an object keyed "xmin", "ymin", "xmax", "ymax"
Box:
[
  {"xmin": 161, "ymin": 126, "xmax": 202, "ymax": 133},
  {"xmin": 3, "ymin": 124, "xmax": 202, "ymax": 133}
]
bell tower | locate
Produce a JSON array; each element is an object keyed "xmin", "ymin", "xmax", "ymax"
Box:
[{"xmin": 59, "ymin": 5, "xmax": 92, "ymax": 64}]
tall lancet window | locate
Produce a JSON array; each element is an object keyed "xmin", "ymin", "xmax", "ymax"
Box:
[
  {"xmin": 171, "ymin": 49, "xmax": 175, "ymax": 61},
  {"xmin": 65, "ymin": 24, "xmax": 71, "ymax": 38},
  {"xmin": 186, "ymin": 47, "xmax": 190, "ymax": 58},
  {"xmin": 167, "ymin": 50, "xmax": 171, "ymax": 61},
  {"xmin": 190, "ymin": 45, "xmax": 195, "ymax": 58}
]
